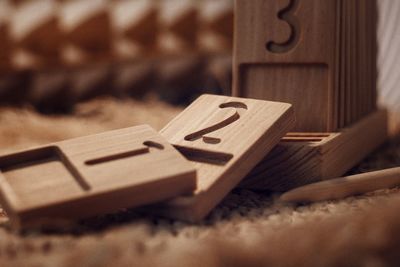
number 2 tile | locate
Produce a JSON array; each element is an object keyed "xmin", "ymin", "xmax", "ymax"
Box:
[{"xmin": 150, "ymin": 94, "xmax": 295, "ymax": 221}]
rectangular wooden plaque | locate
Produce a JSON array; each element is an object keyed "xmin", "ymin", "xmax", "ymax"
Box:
[
  {"xmin": 151, "ymin": 94, "xmax": 295, "ymax": 221},
  {"xmin": 233, "ymin": 0, "xmax": 377, "ymax": 132},
  {"xmin": 0, "ymin": 125, "xmax": 196, "ymax": 228}
]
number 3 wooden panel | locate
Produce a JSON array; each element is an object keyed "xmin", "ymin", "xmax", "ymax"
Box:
[
  {"xmin": 233, "ymin": 0, "xmax": 378, "ymax": 132},
  {"xmin": 233, "ymin": 0, "xmax": 337, "ymax": 132},
  {"xmin": 150, "ymin": 94, "xmax": 295, "ymax": 221},
  {"xmin": 233, "ymin": 0, "xmax": 383, "ymax": 193},
  {"xmin": 0, "ymin": 125, "xmax": 196, "ymax": 228}
]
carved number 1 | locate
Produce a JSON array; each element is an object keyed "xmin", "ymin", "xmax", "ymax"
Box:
[{"xmin": 266, "ymin": 0, "xmax": 301, "ymax": 53}]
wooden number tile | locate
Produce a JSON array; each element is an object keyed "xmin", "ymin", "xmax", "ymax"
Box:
[
  {"xmin": 0, "ymin": 125, "xmax": 196, "ymax": 228},
  {"xmin": 233, "ymin": 0, "xmax": 337, "ymax": 132},
  {"xmin": 150, "ymin": 94, "xmax": 295, "ymax": 221}
]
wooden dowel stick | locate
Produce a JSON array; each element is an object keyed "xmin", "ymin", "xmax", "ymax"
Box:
[{"xmin": 280, "ymin": 167, "xmax": 400, "ymax": 203}]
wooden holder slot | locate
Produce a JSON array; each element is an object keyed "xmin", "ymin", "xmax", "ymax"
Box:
[{"xmin": 240, "ymin": 109, "xmax": 388, "ymax": 191}]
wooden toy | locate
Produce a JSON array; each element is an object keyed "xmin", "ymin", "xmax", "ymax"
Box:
[
  {"xmin": 10, "ymin": 0, "xmax": 62, "ymax": 68},
  {"xmin": 29, "ymin": 69, "xmax": 71, "ymax": 112},
  {"xmin": 111, "ymin": 0, "xmax": 159, "ymax": 55},
  {"xmin": 112, "ymin": 61, "xmax": 156, "ymax": 98},
  {"xmin": 378, "ymin": 0, "xmax": 400, "ymax": 136},
  {"xmin": 156, "ymin": 54, "xmax": 206, "ymax": 103},
  {"xmin": 68, "ymin": 63, "xmax": 112, "ymax": 102},
  {"xmin": 149, "ymin": 94, "xmax": 295, "ymax": 221},
  {"xmin": 60, "ymin": 0, "xmax": 111, "ymax": 63},
  {"xmin": 233, "ymin": 0, "xmax": 386, "ymax": 191},
  {"xmin": 233, "ymin": 0, "xmax": 377, "ymax": 132},
  {"xmin": 0, "ymin": 125, "xmax": 196, "ymax": 228},
  {"xmin": 240, "ymin": 109, "xmax": 388, "ymax": 191},
  {"xmin": 158, "ymin": 0, "xmax": 199, "ymax": 53},
  {"xmin": 0, "ymin": 0, "xmax": 234, "ymax": 108},
  {"xmin": 280, "ymin": 166, "xmax": 400, "ymax": 203},
  {"xmin": 198, "ymin": 0, "xmax": 234, "ymax": 52},
  {"xmin": 0, "ymin": 1, "xmax": 11, "ymax": 72},
  {"xmin": 0, "ymin": 72, "xmax": 30, "ymax": 104},
  {"xmin": 205, "ymin": 56, "xmax": 233, "ymax": 95}
]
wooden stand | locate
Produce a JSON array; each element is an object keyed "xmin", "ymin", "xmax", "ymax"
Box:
[{"xmin": 240, "ymin": 109, "xmax": 388, "ymax": 191}]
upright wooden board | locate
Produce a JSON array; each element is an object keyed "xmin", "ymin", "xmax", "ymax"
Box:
[
  {"xmin": 0, "ymin": 1, "xmax": 10, "ymax": 72},
  {"xmin": 233, "ymin": 0, "xmax": 337, "ymax": 132},
  {"xmin": 233, "ymin": 0, "xmax": 378, "ymax": 132},
  {"xmin": 0, "ymin": 125, "xmax": 196, "ymax": 228},
  {"xmin": 150, "ymin": 94, "xmax": 295, "ymax": 221}
]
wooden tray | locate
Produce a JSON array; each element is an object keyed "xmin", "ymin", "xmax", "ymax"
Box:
[{"xmin": 240, "ymin": 109, "xmax": 388, "ymax": 191}]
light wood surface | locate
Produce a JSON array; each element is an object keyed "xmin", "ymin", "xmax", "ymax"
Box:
[
  {"xmin": 233, "ymin": 0, "xmax": 377, "ymax": 132},
  {"xmin": 149, "ymin": 94, "xmax": 295, "ymax": 221},
  {"xmin": 378, "ymin": 0, "xmax": 400, "ymax": 135},
  {"xmin": 280, "ymin": 167, "xmax": 400, "ymax": 203},
  {"xmin": 0, "ymin": 125, "xmax": 196, "ymax": 228},
  {"xmin": 111, "ymin": 0, "xmax": 158, "ymax": 50},
  {"xmin": 240, "ymin": 109, "xmax": 388, "ymax": 191}
]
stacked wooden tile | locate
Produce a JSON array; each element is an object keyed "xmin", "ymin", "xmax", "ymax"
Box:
[
  {"xmin": 335, "ymin": 0, "xmax": 378, "ymax": 129},
  {"xmin": 0, "ymin": 0, "xmax": 234, "ymax": 110}
]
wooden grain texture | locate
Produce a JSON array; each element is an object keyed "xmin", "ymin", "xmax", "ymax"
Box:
[
  {"xmin": 377, "ymin": 0, "xmax": 400, "ymax": 135},
  {"xmin": 233, "ymin": 0, "xmax": 337, "ymax": 132},
  {"xmin": 150, "ymin": 94, "xmax": 295, "ymax": 221},
  {"xmin": 280, "ymin": 166, "xmax": 400, "ymax": 203},
  {"xmin": 233, "ymin": 0, "xmax": 378, "ymax": 132},
  {"xmin": 0, "ymin": 125, "xmax": 196, "ymax": 229},
  {"xmin": 240, "ymin": 109, "xmax": 388, "ymax": 191}
]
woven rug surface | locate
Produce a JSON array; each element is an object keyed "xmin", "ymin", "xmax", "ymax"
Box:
[{"xmin": 0, "ymin": 97, "xmax": 400, "ymax": 267}]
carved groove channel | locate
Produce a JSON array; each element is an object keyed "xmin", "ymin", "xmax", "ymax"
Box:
[
  {"xmin": 184, "ymin": 101, "xmax": 248, "ymax": 144},
  {"xmin": 85, "ymin": 141, "xmax": 164, "ymax": 166}
]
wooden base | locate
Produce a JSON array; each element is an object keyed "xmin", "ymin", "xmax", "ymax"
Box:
[{"xmin": 239, "ymin": 109, "xmax": 388, "ymax": 191}]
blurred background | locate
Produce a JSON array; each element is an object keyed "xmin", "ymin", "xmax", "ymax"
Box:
[
  {"xmin": 0, "ymin": 0, "xmax": 233, "ymax": 113},
  {"xmin": 0, "ymin": 0, "xmax": 398, "ymax": 130}
]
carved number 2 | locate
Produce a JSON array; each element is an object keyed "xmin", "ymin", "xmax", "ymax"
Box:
[
  {"xmin": 266, "ymin": 0, "xmax": 301, "ymax": 53},
  {"xmin": 184, "ymin": 102, "xmax": 248, "ymax": 144}
]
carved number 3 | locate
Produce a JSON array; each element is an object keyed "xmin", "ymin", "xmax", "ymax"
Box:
[
  {"xmin": 184, "ymin": 102, "xmax": 248, "ymax": 144},
  {"xmin": 266, "ymin": 0, "xmax": 301, "ymax": 53}
]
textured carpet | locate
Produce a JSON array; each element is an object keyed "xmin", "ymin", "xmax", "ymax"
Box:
[{"xmin": 0, "ymin": 97, "xmax": 399, "ymax": 267}]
